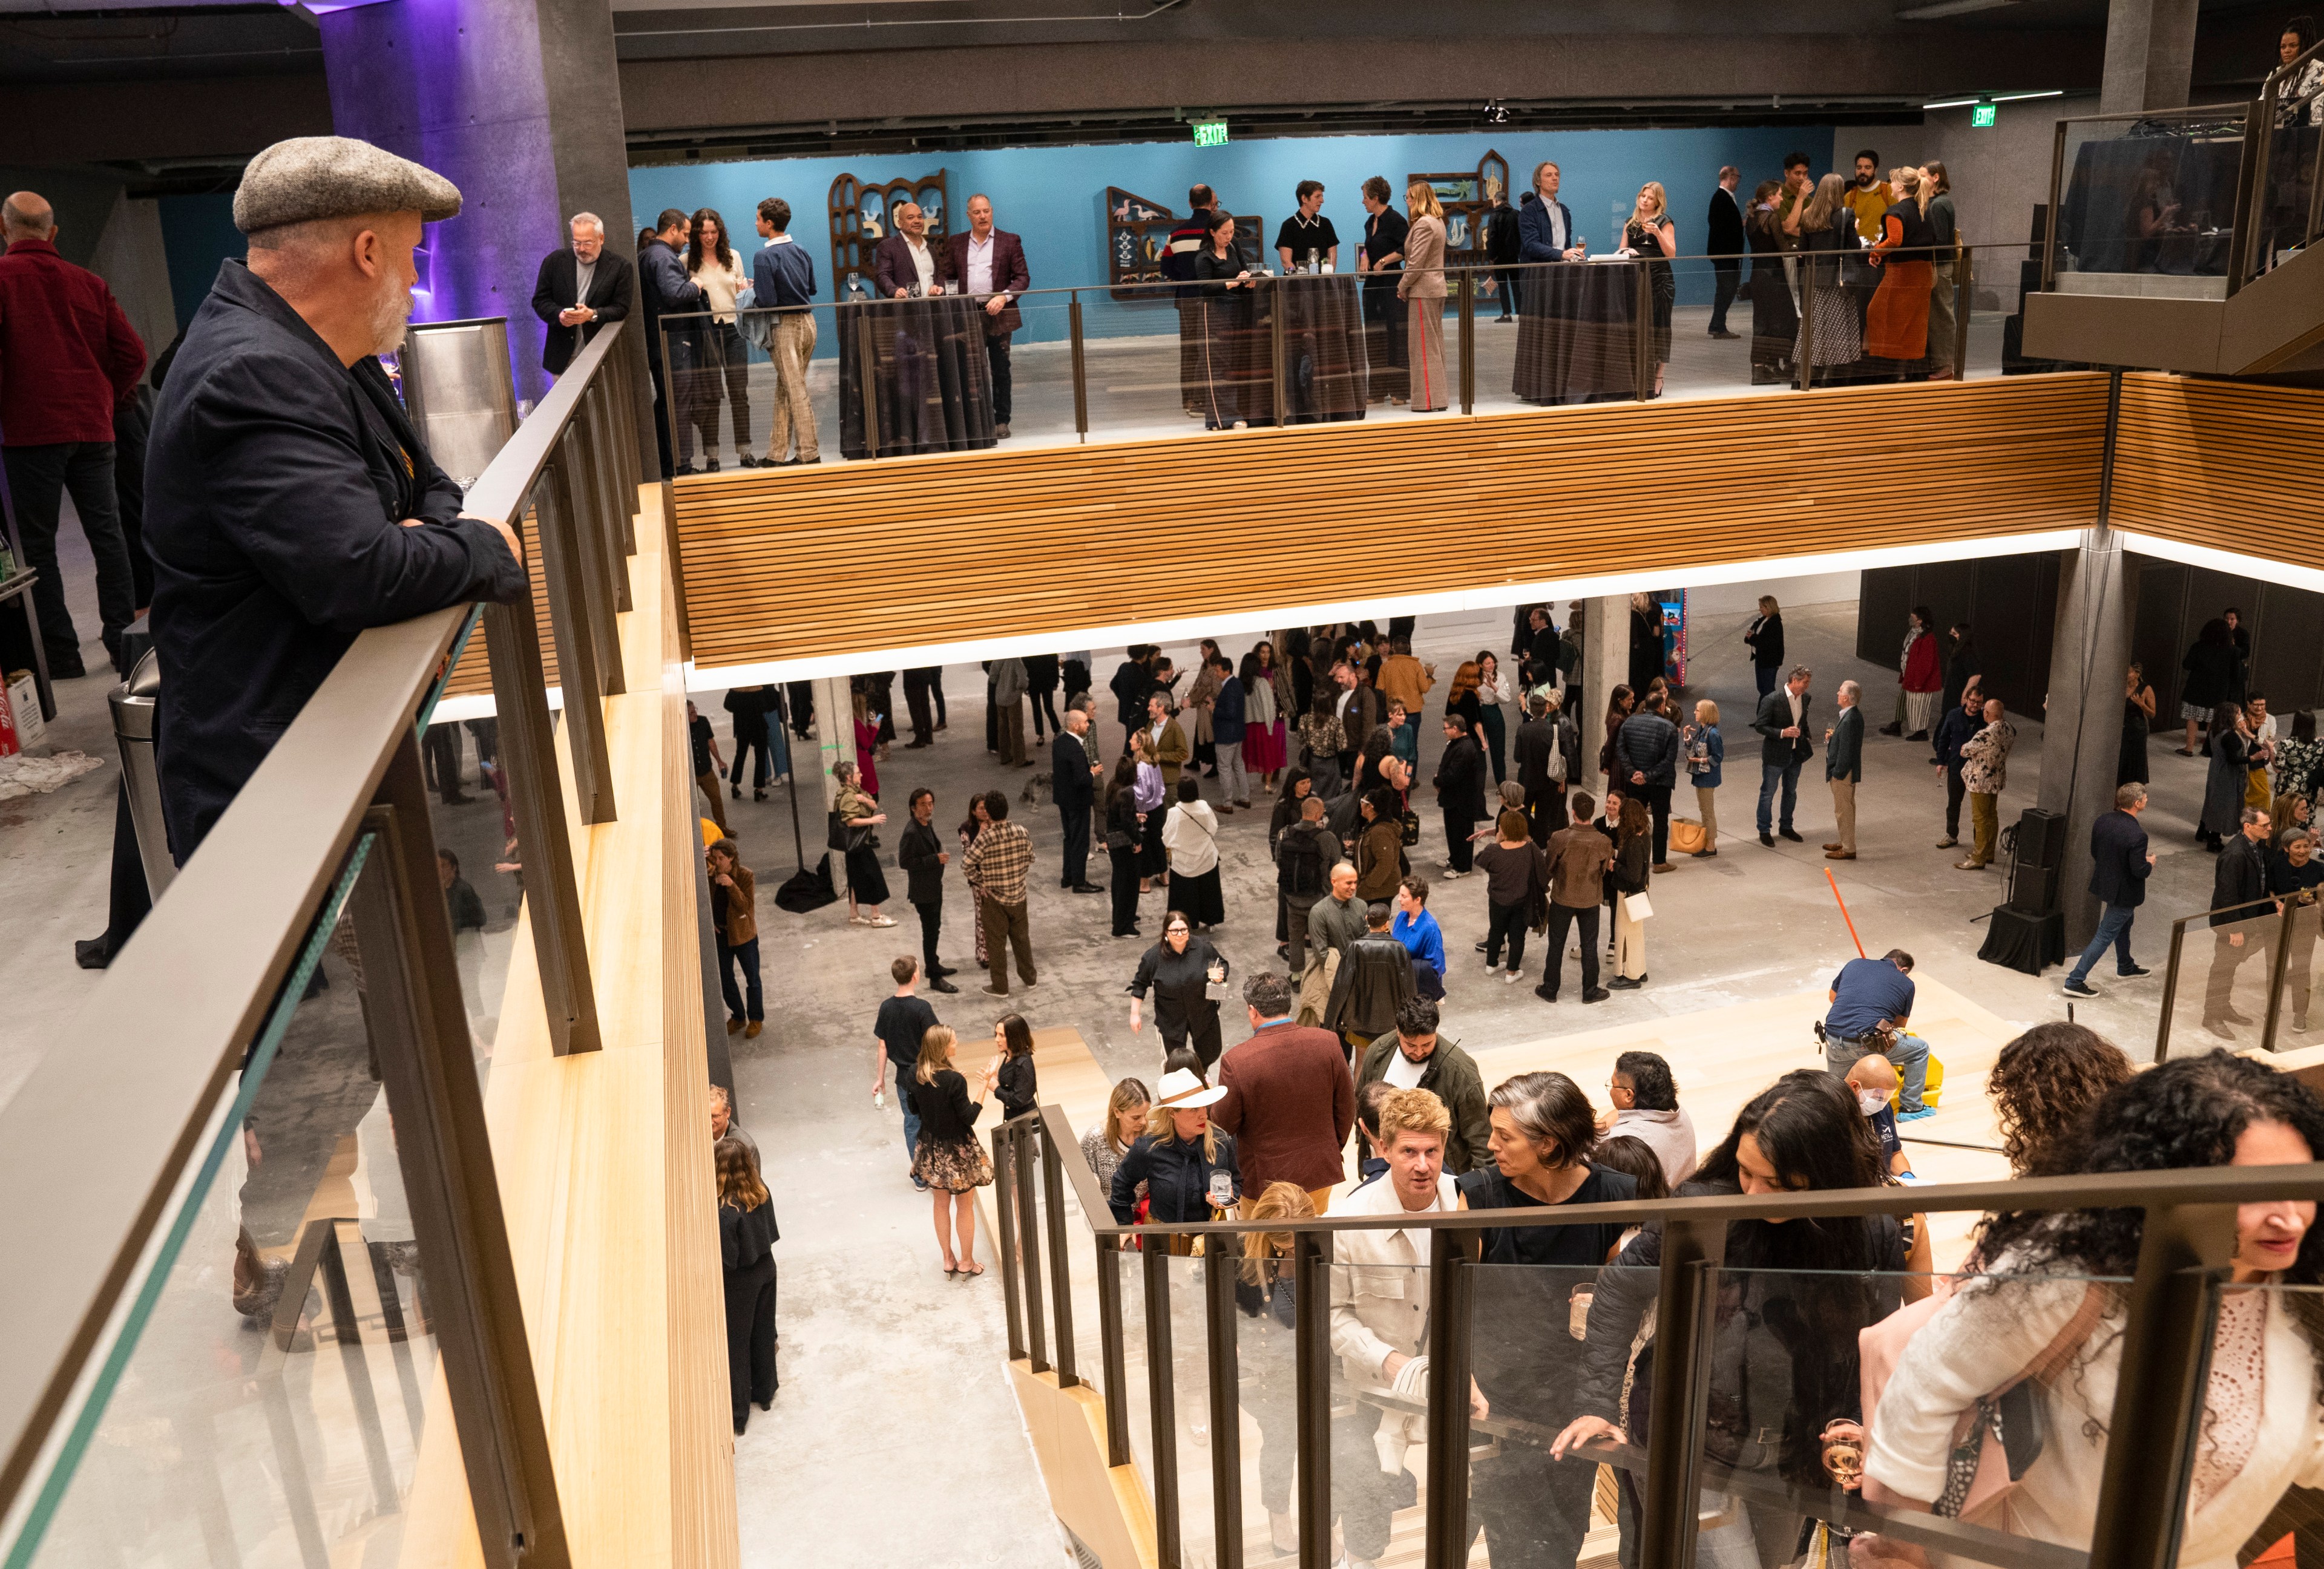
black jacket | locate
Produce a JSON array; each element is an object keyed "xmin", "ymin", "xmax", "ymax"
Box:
[
  {"xmin": 148, "ymin": 261, "xmax": 525, "ymax": 861},
  {"xmin": 1707, "ymin": 185, "xmax": 1746, "ymax": 256},
  {"xmin": 898, "ymin": 817, "xmax": 947, "ymax": 905},
  {"xmin": 531, "ymin": 247, "xmax": 634, "ymax": 375},
  {"xmin": 1433, "ymin": 733, "xmax": 1488, "ymax": 817},
  {"xmin": 1933, "ymin": 701, "xmax": 1979, "ymax": 768},
  {"xmin": 1744, "ymin": 612, "xmax": 1785, "ymax": 670},
  {"xmin": 723, "ymin": 686, "xmax": 777, "ymax": 744},
  {"xmin": 2213, "ymin": 831, "xmax": 2274, "ymax": 926},
  {"xmin": 1276, "ymin": 817, "xmax": 1338, "ymax": 900},
  {"xmin": 2089, "ymin": 808, "xmax": 2153, "ymax": 908},
  {"xmin": 1111, "ymin": 1130, "xmax": 1239, "ymax": 1225},
  {"xmin": 718, "ymin": 1200, "xmax": 778, "ymax": 1274},
  {"xmin": 1052, "ymin": 730, "xmax": 1097, "ymax": 808},
  {"xmin": 1751, "ymin": 686, "xmax": 1814, "ymax": 768},
  {"xmin": 1615, "ymin": 710, "xmax": 1681, "ymax": 788},
  {"xmin": 635, "ymin": 238, "xmax": 702, "ymax": 355},
  {"xmin": 1942, "ymin": 637, "xmax": 1980, "ymax": 712},
  {"xmin": 905, "ymin": 1067, "xmax": 984, "ymax": 1145}
]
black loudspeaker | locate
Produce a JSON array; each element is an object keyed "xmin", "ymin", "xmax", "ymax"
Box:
[{"xmin": 2006, "ymin": 807, "xmax": 2069, "ymax": 915}]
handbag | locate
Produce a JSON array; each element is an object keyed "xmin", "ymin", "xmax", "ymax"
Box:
[
  {"xmin": 1669, "ymin": 819, "xmax": 1707, "ymax": 856},
  {"xmin": 1623, "ymin": 892, "xmax": 1655, "ymax": 922},
  {"xmin": 827, "ymin": 810, "xmax": 875, "ymax": 854}
]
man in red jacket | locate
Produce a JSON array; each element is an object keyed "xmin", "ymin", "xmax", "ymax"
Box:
[
  {"xmin": 1213, "ymin": 969, "xmax": 1356, "ymax": 1211},
  {"xmin": 0, "ymin": 190, "xmax": 146, "ymax": 677}
]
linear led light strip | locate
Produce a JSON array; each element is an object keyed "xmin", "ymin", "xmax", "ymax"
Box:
[{"xmin": 1923, "ymin": 89, "xmax": 2066, "ymax": 110}]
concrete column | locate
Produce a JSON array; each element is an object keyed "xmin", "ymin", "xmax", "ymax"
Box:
[
  {"xmin": 2037, "ymin": 531, "xmax": 2139, "ymax": 949},
  {"xmin": 810, "ymin": 676, "xmax": 854, "ymax": 813},
  {"xmin": 2100, "ymin": 0, "xmax": 2201, "ymax": 114},
  {"xmin": 1581, "ymin": 597, "xmax": 1629, "ymax": 806},
  {"xmin": 321, "ymin": 0, "xmax": 658, "ymax": 474}
]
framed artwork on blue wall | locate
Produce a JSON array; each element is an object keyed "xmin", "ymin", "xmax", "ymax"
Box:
[
  {"xmin": 1105, "ymin": 186, "xmax": 1265, "ymax": 301},
  {"xmin": 829, "ymin": 170, "xmax": 951, "ymax": 297}
]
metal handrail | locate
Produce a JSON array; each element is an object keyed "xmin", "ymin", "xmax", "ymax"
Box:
[
  {"xmin": 1009, "ymin": 1098, "xmax": 2324, "ymax": 1569},
  {"xmin": 0, "ymin": 316, "xmax": 638, "ymax": 1544},
  {"xmin": 651, "ymin": 240, "xmax": 2014, "ymax": 327}
]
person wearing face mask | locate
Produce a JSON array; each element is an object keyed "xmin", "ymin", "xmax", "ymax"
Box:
[
  {"xmin": 1857, "ymin": 1053, "xmax": 2324, "ymax": 1569},
  {"xmin": 1555, "ymin": 1072, "xmax": 1905, "ymax": 1564}
]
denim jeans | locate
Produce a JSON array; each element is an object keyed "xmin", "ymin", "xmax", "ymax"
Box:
[
  {"xmin": 1756, "ymin": 759, "xmax": 1801, "ymax": 833},
  {"xmin": 1828, "ymin": 1029, "xmax": 1931, "ymax": 1114},
  {"xmin": 892, "ymin": 1060, "xmax": 923, "ymax": 1174},
  {"xmin": 717, "ymin": 935, "xmax": 763, "ymax": 1021},
  {"xmin": 2066, "ymin": 903, "xmax": 2139, "ymax": 986}
]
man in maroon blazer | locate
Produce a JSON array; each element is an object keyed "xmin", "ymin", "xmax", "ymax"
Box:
[
  {"xmin": 1213, "ymin": 971, "xmax": 1356, "ymax": 1210},
  {"xmin": 943, "ymin": 194, "xmax": 1031, "ymax": 439},
  {"xmin": 870, "ymin": 198, "xmax": 947, "ymax": 301}
]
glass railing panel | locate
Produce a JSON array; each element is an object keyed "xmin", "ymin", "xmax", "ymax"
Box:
[
  {"xmin": 980, "ymin": 294, "xmax": 1074, "ymax": 452},
  {"xmin": 1228, "ymin": 1242, "xmax": 1300, "ymax": 1565},
  {"xmin": 1715, "ymin": 1266, "xmax": 2130, "ymax": 1568},
  {"xmin": 1074, "ymin": 280, "xmax": 1198, "ymax": 444},
  {"xmin": 2282, "ymin": 897, "xmax": 2324, "ymax": 1039},
  {"xmin": 1491, "ymin": 255, "xmax": 1653, "ymax": 411},
  {"xmin": 1324, "ymin": 1256, "xmax": 1435, "ymax": 1566},
  {"xmin": 2052, "ymin": 109, "xmax": 2247, "ymax": 290},
  {"xmin": 4, "ymin": 835, "xmax": 485, "ymax": 1569},
  {"xmin": 420, "ymin": 627, "xmax": 531, "ymax": 1085},
  {"xmin": 1469, "ymin": 1258, "xmax": 1660, "ymax": 1568},
  {"xmin": 2164, "ymin": 905, "xmax": 2284, "ymax": 1056},
  {"xmin": 1168, "ymin": 1248, "xmax": 1218, "ymax": 1568},
  {"xmin": 658, "ymin": 306, "xmax": 837, "ymax": 473},
  {"xmin": 1656, "ymin": 254, "xmax": 1762, "ymax": 404}
]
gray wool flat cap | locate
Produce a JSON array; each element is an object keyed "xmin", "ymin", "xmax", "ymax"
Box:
[{"xmin": 234, "ymin": 136, "xmax": 463, "ymax": 235}]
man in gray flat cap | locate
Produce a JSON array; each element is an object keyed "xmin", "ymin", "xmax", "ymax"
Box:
[{"xmin": 146, "ymin": 136, "xmax": 528, "ymax": 860}]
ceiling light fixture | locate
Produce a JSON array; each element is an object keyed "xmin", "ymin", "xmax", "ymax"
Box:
[{"xmin": 1922, "ymin": 87, "xmax": 2063, "ymax": 109}]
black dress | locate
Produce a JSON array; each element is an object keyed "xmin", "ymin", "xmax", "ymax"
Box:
[
  {"xmin": 1362, "ymin": 206, "xmax": 1410, "ymax": 401},
  {"xmin": 2119, "ymin": 695, "xmax": 2150, "ymax": 785},
  {"xmin": 1128, "ymin": 935, "xmax": 1230, "ymax": 1069},
  {"xmin": 1192, "ymin": 249, "xmax": 1262, "ymax": 430},
  {"xmin": 720, "ymin": 1199, "xmax": 779, "ymax": 1429},
  {"xmin": 1745, "ymin": 215, "xmax": 1798, "ymax": 382},
  {"xmin": 1623, "ymin": 218, "xmax": 1676, "ymax": 370},
  {"xmin": 1106, "ymin": 788, "xmax": 1144, "ymax": 937}
]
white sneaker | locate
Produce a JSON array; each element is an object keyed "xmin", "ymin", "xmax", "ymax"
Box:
[
  {"xmin": 1505, "ymin": 968, "xmax": 1520, "ymax": 984},
  {"xmin": 1484, "ymin": 956, "xmax": 1500, "ymax": 974},
  {"xmin": 1442, "ymin": 867, "xmax": 1468, "ymax": 879}
]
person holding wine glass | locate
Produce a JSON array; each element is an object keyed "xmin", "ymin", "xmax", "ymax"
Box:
[
  {"xmin": 1107, "ymin": 1067, "xmax": 1241, "ymax": 1248},
  {"xmin": 1126, "ymin": 910, "xmax": 1233, "ymax": 1070},
  {"xmin": 1623, "ymin": 182, "xmax": 1678, "ymax": 396}
]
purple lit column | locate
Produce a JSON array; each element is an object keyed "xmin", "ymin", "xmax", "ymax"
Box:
[{"xmin": 318, "ymin": 0, "xmax": 655, "ymax": 468}]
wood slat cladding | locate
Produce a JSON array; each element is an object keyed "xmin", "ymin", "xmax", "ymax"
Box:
[
  {"xmin": 669, "ymin": 374, "xmax": 2114, "ymax": 671},
  {"xmin": 442, "ymin": 503, "xmax": 556, "ymax": 696},
  {"xmin": 2110, "ymin": 375, "xmax": 2324, "ymax": 560}
]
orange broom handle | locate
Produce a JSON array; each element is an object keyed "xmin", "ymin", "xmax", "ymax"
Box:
[{"xmin": 1827, "ymin": 867, "xmax": 1866, "ymax": 959}]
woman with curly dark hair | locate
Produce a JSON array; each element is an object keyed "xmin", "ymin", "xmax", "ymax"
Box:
[
  {"xmin": 1860, "ymin": 1052, "xmax": 2324, "ymax": 1566},
  {"xmin": 1555, "ymin": 1071, "xmax": 1905, "ymax": 1562},
  {"xmin": 1986, "ymin": 1022, "xmax": 2136, "ymax": 1176}
]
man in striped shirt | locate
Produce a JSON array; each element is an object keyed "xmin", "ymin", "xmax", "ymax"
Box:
[{"xmin": 962, "ymin": 792, "xmax": 1038, "ymax": 995}]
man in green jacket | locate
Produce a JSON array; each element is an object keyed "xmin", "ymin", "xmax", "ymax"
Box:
[{"xmin": 1352, "ymin": 996, "xmax": 1491, "ymax": 1174}]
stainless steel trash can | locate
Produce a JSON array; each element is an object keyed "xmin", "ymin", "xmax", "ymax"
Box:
[
  {"xmin": 109, "ymin": 650, "xmax": 172, "ymax": 901},
  {"xmin": 398, "ymin": 316, "xmax": 518, "ymax": 486}
]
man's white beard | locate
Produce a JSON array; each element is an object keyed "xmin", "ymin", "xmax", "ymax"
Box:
[{"xmin": 370, "ymin": 274, "xmax": 415, "ymax": 357}]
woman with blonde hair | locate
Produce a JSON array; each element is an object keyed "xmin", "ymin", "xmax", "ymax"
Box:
[
  {"xmin": 1397, "ymin": 179, "xmax": 1450, "ymax": 411},
  {"xmin": 907, "ymin": 1024, "xmax": 994, "ymax": 1276},
  {"xmin": 833, "ymin": 759, "xmax": 894, "ymax": 926},
  {"xmin": 716, "ymin": 1135, "xmax": 779, "ymax": 1432},
  {"xmin": 1238, "ymin": 1181, "xmax": 1317, "ymax": 1554},
  {"xmin": 1745, "ymin": 595, "xmax": 1785, "ymax": 698},
  {"xmin": 1080, "ymin": 1076, "xmax": 1153, "ymax": 1191},
  {"xmin": 1108, "ymin": 1066, "xmax": 1239, "ymax": 1236},
  {"xmin": 1683, "ymin": 698, "xmax": 1725, "ymax": 857},
  {"xmin": 1623, "ymin": 182, "xmax": 1679, "ymax": 395},
  {"xmin": 1866, "ymin": 166, "xmax": 1937, "ymax": 370}
]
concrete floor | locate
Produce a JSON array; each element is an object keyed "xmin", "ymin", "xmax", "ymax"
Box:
[
  {"xmin": 5, "ymin": 530, "xmax": 2236, "ymax": 1566},
  {"xmin": 710, "ymin": 574, "xmax": 2224, "ymax": 1567}
]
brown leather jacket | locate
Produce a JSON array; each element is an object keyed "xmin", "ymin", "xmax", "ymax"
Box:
[{"xmin": 714, "ymin": 862, "xmax": 758, "ymax": 945}]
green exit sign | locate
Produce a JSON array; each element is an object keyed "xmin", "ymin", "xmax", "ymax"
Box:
[
  {"xmin": 1971, "ymin": 102, "xmax": 1997, "ymax": 127},
  {"xmin": 1192, "ymin": 120, "xmax": 1229, "ymax": 147}
]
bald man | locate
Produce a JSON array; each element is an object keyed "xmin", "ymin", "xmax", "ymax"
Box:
[
  {"xmin": 0, "ymin": 190, "xmax": 147, "ymax": 678},
  {"xmin": 146, "ymin": 138, "xmax": 525, "ymax": 859}
]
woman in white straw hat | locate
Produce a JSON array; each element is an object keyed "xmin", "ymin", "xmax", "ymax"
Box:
[{"xmin": 1107, "ymin": 1066, "xmax": 1241, "ymax": 1246}]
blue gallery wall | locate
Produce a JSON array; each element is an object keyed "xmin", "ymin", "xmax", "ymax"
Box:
[
  {"xmin": 631, "ymin": 123, "xmax": 1830, "ymax": 346},
  {"xmin": 157, "ymin": 193, "xmax": 243, "ymax": 333}
]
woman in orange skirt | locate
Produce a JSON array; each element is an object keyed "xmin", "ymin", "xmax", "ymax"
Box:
[{"xmin": 1865, "ymin": 166, "xmax": 1935, "ymax": 369}]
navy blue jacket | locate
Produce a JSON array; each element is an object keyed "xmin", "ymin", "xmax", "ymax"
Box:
[
  {"xmin": 750, "ymin": 235, "xmax": 818, "ymax": 310},
  {"xmin": 2089, "ymin": 808, "xmax": 2152, "ymax": 908},
  {"xmin": 1517, "ymin": 195, "xmax": 1580, "ymax": 262},
  {"xmin": 1825, "ymin": 705, "xmax": 1865, "ymax": 782},
  {"xmin": 1615, "ymin": 710, "xmax": 1681, "ymax": 788},
  {"xmin": 1933, "ymin": 702, "xmax": 1980, "ymax": 769},
  {"xmin": 147, "ymin": 261, "xmax": 525, "ymax": 860},
  {"xmin": 637, "ymin": 238, "xmax": 702, "ymax": 351}
]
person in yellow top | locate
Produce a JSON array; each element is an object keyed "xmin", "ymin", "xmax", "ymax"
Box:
[
  {"xmin": 1376, "ymin": 637, "xmax": 1436, "ymax": 717},
  {"xmin": 1843, "ymin": 148, "xmax": 1893, "ymax": 242}
]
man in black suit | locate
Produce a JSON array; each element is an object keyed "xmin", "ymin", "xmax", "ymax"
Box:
[
  {"xmin": 2204, "ymin": 805, "xmax": 2277, "ymax": 1033},
  {"xmin": 1052, "ymin": 706, "xmax": 1104, "ymax": 893},
  {"xmin": 530, "ymin": 212, "xmax": 634, "ymax": 376},
  {"xmin": 1706, "ymin": 166, "xmax": 1744, "ymax": 339},
  {"xmin": 896, "ymin": 787, "xmax": 958, "ymax": 992},
  {"xmin": 2064, "ymin": 782, "xmax": 2156, "ymax": 998},
  {"xmin": 1513, "ymin": 691, "xmax": 1563, "ymax": 845},
  {"xmin": 1752, "ymin": 665, "xmax": 1814, "ymax": 847}
]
